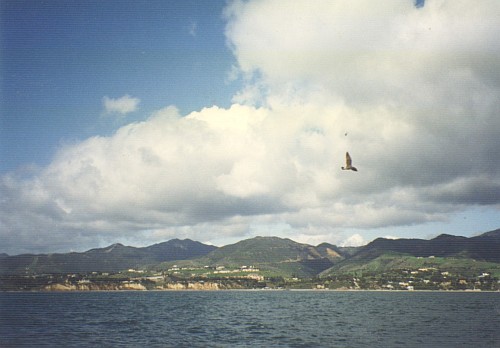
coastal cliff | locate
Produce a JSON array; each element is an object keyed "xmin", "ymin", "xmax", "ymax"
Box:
[
  {"xmin": 42, "ymin": 281, "xmax": 225, "ymax": 291},
  {"xmin": 161, "ymin": 282, "xmax": 220, "ymax": 290},
  {"xmin": 44, "ymin": 282, "xmax": 147, "ymax": 291}
]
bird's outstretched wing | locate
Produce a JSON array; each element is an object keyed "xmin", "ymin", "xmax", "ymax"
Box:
[{"xmin": 345, "ymin": 152, "xmax": 352, "ymax": 167}]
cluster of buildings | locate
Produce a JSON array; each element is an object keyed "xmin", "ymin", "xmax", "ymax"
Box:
[
  {"xmin": 330, "ymin": 268, "xmax": 500, "ymax": 291},
  {"xmin": 3, "ymin": 262, "xmax": 499, "ymax": 291}
]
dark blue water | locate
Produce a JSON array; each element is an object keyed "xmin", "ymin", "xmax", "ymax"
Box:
[{"xmin": 1, "ymin": 291, "xmax": 499, "ymax": 347}]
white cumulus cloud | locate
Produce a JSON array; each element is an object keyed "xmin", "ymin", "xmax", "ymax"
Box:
[
  {"xmin": 103, "ymin": 95, "xmax": 140, "ymax": 115},
  {"xmin": 1, "ymin": 0, "xmax": 500, "ymax": 254},
  {"xmin": 341, "ymin": 234, "xmax": 365, "ymax": 247}
]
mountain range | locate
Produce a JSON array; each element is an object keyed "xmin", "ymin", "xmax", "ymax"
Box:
[
  {"xmin": 1, "ymin": 229, "xmax": 499, "ymax": 277},
  {"xmin": 0, "ymin": 239, "xmax": 216, "ymax": 275}
]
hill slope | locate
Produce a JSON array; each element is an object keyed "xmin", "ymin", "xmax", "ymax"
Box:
[
  {"xmin": 353, "ymin": 229, "xmax": 500, "ymax": 262},
  {"xmin": 160, "ymin": 236, "xmax": 351, "ymax": 277},
  {"xmin": 0, "ymin": 239, "xmax": 216, "ymax": 275},
  {"xmin": 320, "ymin": 229, "xmax": 500, "ymax": 276},
  {"xmin": 2, "ymin": 229, "xmax": 499, "ymax": 278}
]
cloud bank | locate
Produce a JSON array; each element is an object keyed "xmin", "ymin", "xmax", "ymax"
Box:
[{"xmin": 2, "ymin": 0, "xmax": 500, "ymax": 253}]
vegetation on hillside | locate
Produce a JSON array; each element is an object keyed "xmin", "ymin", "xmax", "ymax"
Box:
[{"xmin": 1, "ymin": 229, "xmax": 499, "ymax": 291}]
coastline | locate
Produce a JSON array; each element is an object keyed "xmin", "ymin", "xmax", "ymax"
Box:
[{"xmin": 2, "ymin": 288, "xmax": 499, "ymax": 293}]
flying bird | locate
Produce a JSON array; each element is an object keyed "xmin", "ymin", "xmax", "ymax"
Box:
[{"xmin": 341, "ymin": 152, "xmax": 357, "ymax": 171}]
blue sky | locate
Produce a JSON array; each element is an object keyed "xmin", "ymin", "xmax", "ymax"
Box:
[
  {"xmin": 1, "ymin": 0, "xmax": 237, "ymax": 172},
  {"xmin": 1, "ymin": 0, "xmax": 500, "ymax": 254}
]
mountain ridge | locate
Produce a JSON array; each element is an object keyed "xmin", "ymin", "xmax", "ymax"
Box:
[
  {"xmin": 1, "ymin": 229, "xmax": 499, "ymax": 277},
  {"xmin": 0, "ymin": 239, "xmax": 216, "ymax": 275},
  {"xmin": 160, "ymin": 236, "xmax": 352, "ymax": 278},
  {"xmin": 352, "ymin": 229, "xmax": 500, "ymax": 263}
]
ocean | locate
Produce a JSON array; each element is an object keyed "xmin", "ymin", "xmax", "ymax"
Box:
[{"xmin": 1, "ymin": 291, "xmax": 499, "ymax": 347}]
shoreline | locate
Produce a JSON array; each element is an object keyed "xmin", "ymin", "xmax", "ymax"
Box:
[{"xmin": 2, "ymin": 288, "xmax": 499, "ymax": 293}]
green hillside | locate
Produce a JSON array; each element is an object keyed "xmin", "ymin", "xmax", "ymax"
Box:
[
  {"xmin": 156, "ymin": 236, "xmax": 346, "ymax": 278},
  {"xmin": 0, "ymin": 239, "xmax": 216, "ymax": 275},
  {"xmin": 2, "ymin": 229, "xmax": 499, "ymax": 283},
  {"xmin": 320, "ymin": 252, "xmax": 500, "ymax": 278}
]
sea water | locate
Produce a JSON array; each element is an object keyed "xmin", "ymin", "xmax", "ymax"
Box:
[{"xmin": 1, "ymin": 291, "xmax": 499, "ymax": 347}]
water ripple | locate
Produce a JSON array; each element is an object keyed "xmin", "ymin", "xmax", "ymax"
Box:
[{"xmin": 1, "ymin": 291, "xmax": 499, "ymax": 347}]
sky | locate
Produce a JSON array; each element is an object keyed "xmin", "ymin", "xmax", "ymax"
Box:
[{"xmin": 1, "ymin": 0, "xmax": 500, "ymax": 255}]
